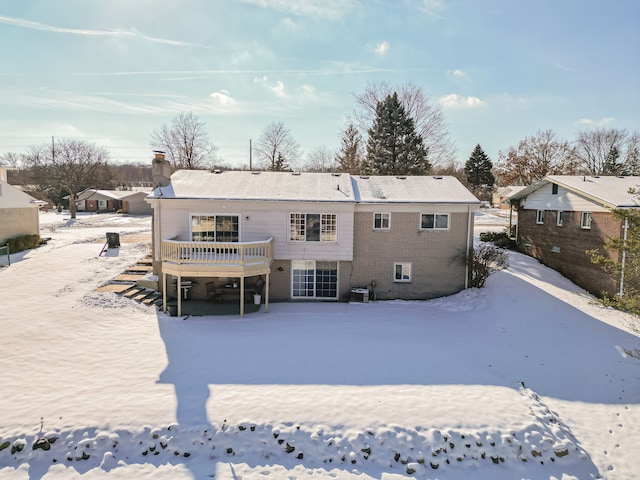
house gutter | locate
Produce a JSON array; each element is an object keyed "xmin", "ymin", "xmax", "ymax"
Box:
[{"xmin": 465, "ymin": 204, "xmax": 472, "ymax": 289}]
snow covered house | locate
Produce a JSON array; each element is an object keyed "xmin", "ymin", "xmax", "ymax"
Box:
[
  {"xmin": 146, "ymin": 153, "xmax": 480, "ymax": 315},
  {"xmin": 74, "ymin": 189, "xmax": 152, "ymax": 215},
  {"xmin": 510, "ymin": 175, "xmax": 640, "ymax": 297},
  {"xmin": 0, "ymin": 161, "xmax": 42, "ymax": 245}
]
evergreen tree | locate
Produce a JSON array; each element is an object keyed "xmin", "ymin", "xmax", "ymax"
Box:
[
  {"xmin": 268, "ymin": 152, "xmax": 290, "ymax": 172},
  {"xmin": 364, "ymin": 92, "xmax": 429, "ymax": 175},
  {"xmin": 335, "ymin": 123, "xmax": 364, "ymax": 174},
  {"xmin": 602, "ymin": 146, "xmax": 622, "ymax": 175},
  {"xmin": 464, "ymin": 144, "xmax": 495, "ymax": 200}
]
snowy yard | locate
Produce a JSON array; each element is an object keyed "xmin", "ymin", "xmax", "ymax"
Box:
[{"xmin": 0, "ymin": 210, "xmax": 638, "ymax": 479}]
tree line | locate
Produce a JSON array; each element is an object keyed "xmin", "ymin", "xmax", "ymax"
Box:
[{"xmin": 2, "ymin": 82, "xmax": 639, "ymax": 213}]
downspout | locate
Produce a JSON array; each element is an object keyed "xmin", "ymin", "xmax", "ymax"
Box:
[
  {"xmin": 619, "ymin": 216, "xmax": 628, "ymax": 298},
  {"xmin": 465, "ymin": 204, "xmax": 472, "ymax": 289}
]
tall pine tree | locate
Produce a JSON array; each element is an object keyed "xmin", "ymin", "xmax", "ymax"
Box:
[
  {"xmin": 464, "ymin": 144, "xmax": 495, "ymax": 201},
  {"xmin": 335, "ymin": 123, "xmax": 364, "ymax": 174},
  {"xmin": 364, "ymin": 92, "xmax": 429, "ymax": 175}
]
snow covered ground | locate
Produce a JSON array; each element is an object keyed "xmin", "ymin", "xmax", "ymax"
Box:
[{"xmin": 0, "ymin": 210, "xmax": 638, "ymax": 479}]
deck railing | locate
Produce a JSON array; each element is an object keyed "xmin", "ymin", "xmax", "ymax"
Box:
[{"xmin": 161, "ymin": 237, "xmax": 274, "ymax": 266}]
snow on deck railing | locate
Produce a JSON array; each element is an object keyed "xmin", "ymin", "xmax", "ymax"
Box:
[{"xmin": 161, "ymin": 237, "xmax": 274, "ymax": 265}]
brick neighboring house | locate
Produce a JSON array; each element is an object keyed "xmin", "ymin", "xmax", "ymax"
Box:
[
  {"xmin": 510, "ymin": 175, "xmax": 640, "ymax": 297},
  {"xmin": 146, "ymin": 153, "xmax": 480, "ymax": 315},
  {"xmin": 0, "ymin": 161, "xmax": 42, "ymax": 245}
]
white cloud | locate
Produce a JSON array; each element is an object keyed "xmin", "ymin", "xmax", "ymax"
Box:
[
  {"xmin": 254, "ymin": 76, "xmax": 287, "ymax": 97},
  {"xmin": 419, "ymin": 0, "xmax": 446, "ymax": 19},
  {"xmin": 439, "ymin": 93, "xmax": 486, "ymax": 109},
  {"xmin": 239, "ymin": 0, "xmax": 357, "ymax": 20},
  {"xmin": 452, "ymin": 69, "xmax": 466, "ymax": 78},
  {"xmin": 374, "ymin": 41, "xmax": 390, "ymax": 56},
  {"xmin": 210, "ymin": 90, "xmax": 235, "ymax": 106},
  {"xmin": 270, "ymin": 80, "xmax": 286, "ymax": 97},
  {"xmin": 576, "ymin": 117, "xmax": 616, "ymax": 126},
  {"xmin": 281, "ymin": 17, "xmax": 299, "ymax": 29},
  {"xmin": 0, "ymin": 14, "xmax": 212, "ymax": 48}
]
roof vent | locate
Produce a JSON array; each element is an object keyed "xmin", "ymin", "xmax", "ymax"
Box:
[
  {"xmin": 396, "ymin": 176, "xmax": 407, "ymax": 180},
  {"xmin": 213, "ymin": 169, "xmax": 222, "ymax": 174},
  {"xmin": 432, "ymin": 176, "xmax": 443, "ymax": 180},
  {"xmin": 360, "ymin": 175, "xmax": 370, "ymax": 179},
  {"xmin": 292, "ymin": 172, "xmax": 301, "ymax": 176},
  {"xmin": 251, "ymin": 171, "xmax": 261, "ymax": 175},
  {"xmin": 332, "ymin": 173, "xmax": 342, "ymax": 177}
]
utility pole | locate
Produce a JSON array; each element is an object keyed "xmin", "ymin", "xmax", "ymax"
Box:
[{"xmin": 249, "ymin": 139, "xmax": 252, "ymax": 170}]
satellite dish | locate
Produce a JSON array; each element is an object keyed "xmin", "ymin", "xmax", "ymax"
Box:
[{"xmin": 152, "ymin": 174, "xmax": 170, "ymax": 188}]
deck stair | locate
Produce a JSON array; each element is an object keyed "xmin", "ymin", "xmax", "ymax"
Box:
[{"xmin": 96, "ymin": 255, "xmax": 164, "ymax": 307}]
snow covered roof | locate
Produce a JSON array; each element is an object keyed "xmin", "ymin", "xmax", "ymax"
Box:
[
  {"xmin": 511, "ymin": 175, "xmax": 640, "ymax": 208},
  {"xmin": 151, "ymin": 170, "xmax": 479, "ymax": 205},
  {"xmin": 0, "ymin": 180, "xmax": 41, "ymax": 209},
  {"xmin": 352, "ymin": 175, "xmax": 480, "ymax": 204}
]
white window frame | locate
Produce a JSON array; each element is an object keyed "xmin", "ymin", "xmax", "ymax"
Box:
[
  {"xmin": 556, "ymin": 210, "xmax": 563, "ymax": 226},
  {"xmin": 373, "ymin": 212, "xmax": 391, "ymax": 230},
  {"xmin": 289, "ymin": 213, "xmax": 337, "ymax": 242},
  {"xmin": 394, "ymin": 262, "xmax": 412, "ymax": 282},
  {"xmin": 536, "ymin": 210, "xmax": 545, "ymax": 224},
  {"xmin": 291, "ymin": 260, "xmax": 339, "ymax": 299},
  {"xmin": 98, "ymin": 199, "xmax": 107, "ymax": 210},
  {"xmin": 190, "ymin": 213, "xmax": 240, "ymax": 242},
  {"xmin": 420, "ymin": 213, "xmax": 449, "ymax": 230},
  {"xmin": 581, "ymin": 212, "xmax": 592, "ymax": 230}
]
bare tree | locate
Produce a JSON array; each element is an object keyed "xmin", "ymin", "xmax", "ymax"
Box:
[
  {"xmin": 573, "ymin": 127, "xmax": 628, "ymax": 175},
  {"xmin": 304, "ymin": 146, "xmax": 335, "ymax": 172},
  {"xmin": 352, "ymin": 81, "xmax": 456, "ymax": 168},
  {"xmin": 150, "ymin": 112, "xmax": 217, "ymax": 170},
  {"xmin": 494, "ymin": 129, "xmax": 578, "ymax": 186},
  {"xmin": 24, "ymin": 139, "xmax": 112, "ymax": 218},
  {"xmin": 255, "ymin": 121, "xmax": 301, "ymax": 171},
  {"xmin": 335, "ymin": 123, "xmax": 364, "ymax": 174}
]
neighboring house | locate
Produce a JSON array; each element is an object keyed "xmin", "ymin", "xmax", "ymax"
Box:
[
  {"xmin": 0, "ymin": 162, "xmax": 42, "ymax": 245},
  {"xmin": 492, "ymin": 186, "xmax": 526, "ymax": 209},
  {"xmin": 510, "ymin": 175, "xmax": 640, "ymax": 297},
  {"xmin": 74, "ymin": 189, "xmax": 152, "ymax": 215},
  {"xmin": 146, "ymin": 153, "xmax": 480, "ymax": 315}
]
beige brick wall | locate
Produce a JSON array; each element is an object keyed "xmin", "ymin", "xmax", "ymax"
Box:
[
  {"xmin": 351, "ymin": 211, "xmax": 470, "ymax": 299},
  {"xmin": 0, "ymin": 207, "xmax": 40, "ymax": 245},
  {"xmin": 517, "ymin": 209, "xmax": 621, "ymax": 296}
]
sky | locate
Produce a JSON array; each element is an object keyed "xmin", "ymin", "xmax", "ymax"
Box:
[{"xmin": 0, "ymin": 0, "xmax": 639, "ymax": 170}]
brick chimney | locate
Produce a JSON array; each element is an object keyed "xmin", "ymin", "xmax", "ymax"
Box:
[{"xmin": 151, "ymin": 150, "xmax": 171, "ymax": 182}]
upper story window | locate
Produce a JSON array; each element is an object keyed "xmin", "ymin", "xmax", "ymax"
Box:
[
  {"xmin": 290, "ymin": 213, "xmax": 337, "ymax": 242},
  {"xmin": 420, "ymin": 213, "xmax": 449, "ymax": 230},
  {"xmin": 191, "ymin": 214, "xmax": 239, "ymax": 242},
  {"xmin": 536, "ymin": 210, "xmax": 545, "ymax": 224},
  {"xmin": 581, "ymin": 212, "xmax": 592, "ymax": 229},
  {"xmin": 552, "ymin": 183, "xmax": 559, "ymax": 194},
  {"xmin": 373, "ymin": 212, "xmax": 390, "ymax": 230},
  {"xmin": 556, "ymin": 211, "xmax": 564, "ymax": 226}
]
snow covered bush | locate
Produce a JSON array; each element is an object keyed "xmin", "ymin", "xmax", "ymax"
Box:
[{"xmin": 469, "ymin": 244, "xmax": 509, "ymax": 288}]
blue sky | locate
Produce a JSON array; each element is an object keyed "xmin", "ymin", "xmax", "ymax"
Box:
[{"xmin": 1, "ymin": 0, "xmax": 638, "ymax": 169}]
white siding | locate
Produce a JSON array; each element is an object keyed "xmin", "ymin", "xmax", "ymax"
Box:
[
  {"xmin": 154, "ymin": 199, "xmax": 354, "ymax": 261},
  {"xmin": 520, "ymin": 183, "xmax": 609, "ymax": 213}
]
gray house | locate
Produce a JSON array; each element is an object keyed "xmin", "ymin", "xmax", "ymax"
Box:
[{"xmin": 146, "ymin": 153, "xmax": 480, "ymax": 315}]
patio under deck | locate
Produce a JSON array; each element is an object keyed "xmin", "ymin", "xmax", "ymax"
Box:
[{"xmin": 160, "ymin": 237, "xmax": 274, "ymax": 317}]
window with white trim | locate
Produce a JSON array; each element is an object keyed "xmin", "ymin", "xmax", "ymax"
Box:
[
  {"xmin": 191, "ymin": 214, "xmax": 239, "ymax": 242},
  {"xmin": 98, "ymin": 199, "xmax": 107, "ymax": 210},
  {"xmin": 536, "ymin": 210, "xmax": 545, "ymax": 224},
  {"xmin": 581, "ymin": 212, "xmax": 592, "ymax": 229},
  {"xmin": 373, "ymin": 212, "xmax": 390, "ymax": 230},
  {"xmin": 556, "ymin": 210, "xmax": 563, "ymax": 226},
  {"xmin": 291, "ymin": 260, "xmax": 338, "ymax": 299},
  {"xmin": 420, "ymin": 213, "xmax": 449, "ymax": 230},
  {"xmin": 394, "ymin": 262, "xmax": 412, "ymax": 282},
  {"xmin": 290, "ymin": 213, "xmax": 337, "ymax": 242}
]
